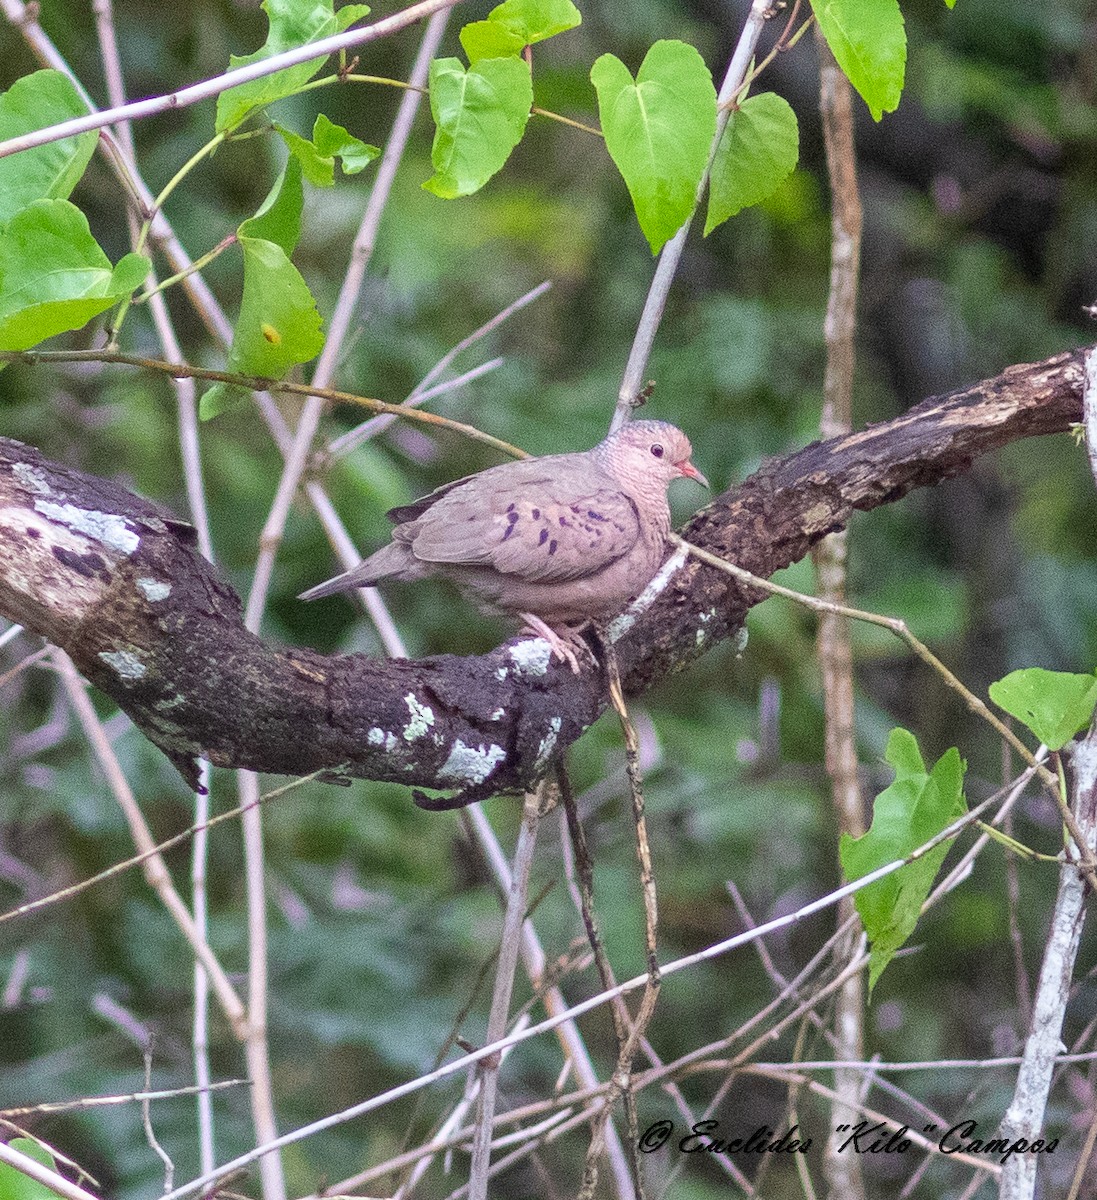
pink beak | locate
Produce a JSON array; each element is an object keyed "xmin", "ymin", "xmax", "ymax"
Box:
[{"xmin": 677, "ymin": 459, "xmax": 710, "ymax": 489}]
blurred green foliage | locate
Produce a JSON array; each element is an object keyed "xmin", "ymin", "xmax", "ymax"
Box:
[{"xmin": 2, "ymin": 1, "xmax": 1097, "ymax": 1197}]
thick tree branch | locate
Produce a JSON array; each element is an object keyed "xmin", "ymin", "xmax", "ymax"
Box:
[{"xmin": 0, "ymin": 348, "xmax": 1086, "ymax": 805}]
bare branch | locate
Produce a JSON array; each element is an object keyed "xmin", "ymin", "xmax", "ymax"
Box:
[{"xmin": 0, "ymin": 0, "xmax": 465, "ymax": 159}]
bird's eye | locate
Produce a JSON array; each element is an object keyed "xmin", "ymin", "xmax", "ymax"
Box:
[{"xmin": 650, "ymin": 443, "xmax": 664, "ymax": 459}]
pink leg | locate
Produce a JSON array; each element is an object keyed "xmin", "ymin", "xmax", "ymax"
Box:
[{"xmin": 518, "ymin": 613, "xmax": 588, "ymax": 674}]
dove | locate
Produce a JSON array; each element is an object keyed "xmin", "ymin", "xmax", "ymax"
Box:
[{"xmin": 299, "ymin": 420, "xmax": 709, "ymax": 671}]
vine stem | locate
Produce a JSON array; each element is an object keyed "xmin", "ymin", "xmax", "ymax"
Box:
[
  {"xmin": 668, "ymin": 532, "xmax": 1097, "ymax": 890},
  {"xmin": 0, "ymin": 0, "xmax": 466, "ymax": 159},
  {"xmin": 0, "ymin": 349, "xmax": 527, "ymax": 460}
]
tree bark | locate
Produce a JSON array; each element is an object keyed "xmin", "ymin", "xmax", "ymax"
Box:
[{"xmin": 0, "ymin": 348, "xmax": 1086, "ymax": 806}]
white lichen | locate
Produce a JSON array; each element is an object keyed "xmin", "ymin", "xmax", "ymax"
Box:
[
  {"xmin": 368, "ymin": 727, "xmax": 398, "ymax": 751},
  {"xmin": 34, "ymin": 500, "xmax": 139, "ymax": 554},
  {"xmin": 508, "ymin": 638, "xmax": 553, "ymax": 677},
  {"xmin": 489, "ymin": 707, "xmax": 506, "ymax": 721},
  {"xmin": 607, "ymin": 544, "xmax": 690, "ymax": 641},
  {"xmin": 438, "ymin": 740, "xmax": 506, "ymax": 786},
  {"xmin": 403, "ymin": 693, "xmax": 435, "ymax": 741},
  {"xmin": 13, "ymin": 462, "xmax": 51, "ymax": 495},
  {"xmin": 137, "ymin": 578, "xmax": 171, "ymax": 602},
  {"xmin": 534, "ymin": 716, "xmax": 562, "ymax": 772},
  {"xmin": 98, "ymin": 648, "xmax": 147, "ymax": 680}
]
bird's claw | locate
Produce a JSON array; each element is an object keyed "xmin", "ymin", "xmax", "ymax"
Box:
[{"xmin": 518, "ymin": 614, "xmax": 591, "ymax": 675}]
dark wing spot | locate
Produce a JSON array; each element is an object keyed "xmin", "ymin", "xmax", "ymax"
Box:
[
  {"xmin": 531, "ymin": 508, "xmax": 541, "ymax": 519},
  {"xmin": 507, "ymin": 511, "xmax": 519, "ymax": 524},
  {"xmin": 587, "ymin": 509, "xmax": 607, "ymax": 521},
  {"xmin": 501, "ymin": 523, "xmax": 516, "ymax": 542},
  {"xmin": 506, "ymin": 502, "xmax": 517, "ymax": 513},
  {"xmin": 538, "ymin": 529, "xmax": 549, "ymax": 545},
  {"xmin": 548, "ymin": 539, "xmax": 558, "ymax": 555}
]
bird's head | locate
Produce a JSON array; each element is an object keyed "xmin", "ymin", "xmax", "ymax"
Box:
[{"xmin": 600, "ymin": 419, "xmax": 710, "ymax": 495}]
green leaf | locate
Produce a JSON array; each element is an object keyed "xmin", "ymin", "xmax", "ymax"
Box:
[
  {"xmin": 312, "ymin": 113, "xmax": 379, "ymax": 174},
  {"xmin": 0, "ymin": 1137, "xmax": 63, "ymax": 1199},
  {"xmin": 591, "ymin": 40, "xmax": 717, "ymax": 254},
  {"xmin": 276, "ymin": 115, "xmax": 379, "ymax": 186},
  {"xmin": 204, "ymin": 158, "xmax": 323, "ymax": 405},
  {"xmin": 460, "ymin": 0, "xmax": 581, "ymax": 62},
  {"xmin": 275, "ymin": 123, "xmax": 333, "ymax": 186},
  {"xmin": 0, "ymin": 200, "xmax": 149, "ymax": 352},
  {"xmin": 227, "ymin": 236, "xmax": 325, "ymax": 380},
  {"xmin": 215, "ymin": 0, "xmax": 371, "ymax": 132},
  {"xmin": 460, "ymin": 22, "xmax": 527, "ymax": 62},
  {"xmin": 705, "ymin": 92, "xmax": 799, "ymax": 234},
  {"xmin": 840, "ymin": 729, "xmax": 967, "ymax": 993},
  {"xmin": 424, "ymin": 56, "xmax": 533, "ymax": 199},
  {"xmin": 199, "ymin": 382, "xmax": 251, "ymax": 421},
  {"xmin": 239, "ymin": 156, "xmax": 304, "ymax": 254},
  {"xmin": 0, "ymin": 70, "xmax": 98, "ymax": 224},
  {"xmin": 989, "ymin": 668, "xmax": 1097, "ymax": 751},
  {"xmin": 811, "ymin": 0, "xmax": 906, "ymax": 121}
]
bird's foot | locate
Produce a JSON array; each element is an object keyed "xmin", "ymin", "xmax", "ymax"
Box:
[{"xmin": 518, "ymin": 614, "xmax": 591, "ymax": 675}]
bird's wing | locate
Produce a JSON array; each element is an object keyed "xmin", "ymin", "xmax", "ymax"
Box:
[{"xmin": 401, "ymin": 458, "xmax": 642, "ymax": 584}]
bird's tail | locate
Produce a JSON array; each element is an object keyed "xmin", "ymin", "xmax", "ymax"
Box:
[
  {"xmin": 297, "ymin": 569, "xmax": 381, "ymax": 602},
  {"xmin": 297, "ymin": 542, "xmax": 411, "ymax": 601}
]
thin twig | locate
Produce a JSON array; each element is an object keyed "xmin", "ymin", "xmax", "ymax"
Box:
[
  {"xmin": 1, "ymin": 349, "xmax": 527, "ymax": 461},
  {"xmin": 325, "ymin": 275, "xmax": 548, "ymax": 462},
  {"xmin": 468, "ymin": 786, "xmax": 543, "ymax": 1200},
  {"xmin": 612, "ymin": 0, "xmax": 772, "ymax": 430},
  {"xmin": 51, "ymin": 650, "xmax": 249, "ymax": 1041},
  {"xmin": 463, "ymin": 800, "xmax": 636, "ymax": 1200},
  {"xmin": 90, "ymin": 5, "xmax": 221, "ymax": 1173},
  {"xmin": 327, "ymin": 358, "xmax": 505, "ymax": 459},
  {"xmin": 670, "ymin": 533, "xmax": 1097, "ymax": 887},
  {"xmin": 578, "ymin": 641, "xmax": 662, "ymax": 1200},
  {"xmin": 237, "ymin": 769, "xmax": 285, "ymax": 1200},
  {"xmin": 998, "ymin": 347, "xmax": 1097, "ymax": 1199},
  {"xmin": 227, "ymin": 27, "xmax": 454, "ymax": 1177},
  {"xmin": 191, "ymin": 759, "xmax": 216, "ymax": 1175},
  {"xmin": 0, "ymin": 0, "xmax": 465, "ymax": 158},
  {"xmin": 141, "ymin": 1046, "xmax": 176, "ymax": 1193},
  {"xmin": 0, "ymin": 770, "xmax": 328, "ymax": 927},
  {"xmin": 0, "ymin": 1140, "xmax": 101, "ymax": 1200},
  {"xmin": 814, "ymin": 27, "xmax": 866, "ymax": 1200},
  {"xmin": 557, "ymin": 767, "xmax": 646, "ymax": 1196},
  {"xmin": 1, "ymin": 1080, "xmax": 244, "ymax": 1118},
  {"xmin": 1066, "ymin": 1101, "xmax": 1097, "ymax": 1200},
  {"xmin": 0, "ymin": 644, "xmax": 50, "ymax": 689}
]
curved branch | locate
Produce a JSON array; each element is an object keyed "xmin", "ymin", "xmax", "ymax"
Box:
[{"xmin": 0, "ymin": 348, "xmax": 1085, "ymax": 805}]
